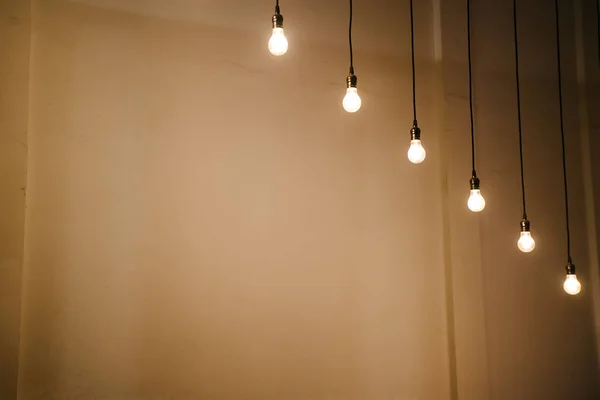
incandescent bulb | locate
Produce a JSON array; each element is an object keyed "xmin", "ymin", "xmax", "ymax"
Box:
[
  {"xmin": 408, "ymin": 139, "xmax": 426, "ymax": 163},
  {"xmin": 563, "ymin": 274, "xmax": 581, "ymax": 295},
  {"xmin": 268, "ymin": 27, "xmax": 288, "ymax": 56},
  {"xmin": 467, "ymin": 189, "xmax": 486, "ymax": 212},
  {"xmin": 343, "ymin": 87, "xmax": 361, "ymax": 113},
  {"xmin": 517, "ymin": 231, "xmax": 535, "ymax": 252}
]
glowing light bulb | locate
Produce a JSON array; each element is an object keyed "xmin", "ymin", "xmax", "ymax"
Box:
[
  {"xmin": 343, "ymin": 87, "xmax": 361, "ymax": 113},
  {"xmin": 517, "ymin": 219, "xmax": 535, "ymax": 252},
  {"xmin": 467, "ymin": 189, "xmax": 485, "ymax": 212},
  {"xmin": 269, "ymin": 8, "xmax": 287, "ymax": 56},
  {"xmin": 517, "ymin": 231, "xmax": 535, "ymax": 252},
  {"xmin": 268, "ymin": 27, "xmax": 288, "ymax": 56},
  {"xmin": 408, "ymin": 140, "xmax": 426, "ymax": 163},
  {"xmin": 407, "ymin": 125, "xmax": 425, "ymax": 164},
  {"xmin": 563, "ymin": 274, "xmax": 581, "ymax": 295},
  {"xmin": 467, "ymin": 176, "xmax": 485, "ymax": 212}
]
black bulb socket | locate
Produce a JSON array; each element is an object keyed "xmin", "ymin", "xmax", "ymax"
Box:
[
  {"xmin": 410, "ymin": 124, "xmax": 421, "ymax": 141},
  {"xmin": 470, "ymin": 176, "xmax": 480, "ymax": 190},
  {"xmin": 566, "ymin": 262, "xmax": 576, "ymax": 275},
  {"xmin": 272, "ymin": 12, "xmax": 283, "ymax": 28},
  {"xmin": 520, "ymin": 219, "xmax": 531, "ymax": 232},
  {"xmin": 346, "ymin": 74, "xmax": 358, "ymax": 88}
]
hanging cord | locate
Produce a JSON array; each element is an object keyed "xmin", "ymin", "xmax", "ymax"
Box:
[
  {"xmin": 513, "ymin": 0, "xmax": 527, "ymax": 219},
  {"xmin": 410, "ymin": 0, "xmax": 417, "ymax": 123},
  {"xmin": 275, "ymin": 0, "xmax": 279, "ymax": 14},
  {"xmin": 554, "ymin": 0, "xmax": 572, "ymax": 262},
  {"xmin": 597, "ymin": 0, "xmax": 600, "ymax": 66},
  {"xmin": 467, "ymin": 0, "xmax": 476, "ymax": 177},
  {"xmin": 349, "ymin": 0, "xmax": 354, "ymax": 74}
]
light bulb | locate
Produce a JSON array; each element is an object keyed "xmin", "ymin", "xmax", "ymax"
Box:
[
  {"xmin": 408, "ymin": 139, "xmax": 426, "ymax": 163},
  {"xmin": 517, "ymin": 231, "xmax": 535, "ymax": 252},
  {"xmin": 343, "ymin": 87, "xmax": 361, "ymax": 113},
  {"xmin": 468, "ymin": 189, "xmax": 485, "ymax": 212},
  {"xmin": 563, "ymin": 274, "xmax": 581, "ymax": 295},
  {"xmin": 268, "ymin": 27, "xmax": 288, "ymax": 56}
]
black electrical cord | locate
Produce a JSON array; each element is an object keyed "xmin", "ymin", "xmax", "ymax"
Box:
[
  {"xmin": 410, "ymin": 0, "xmax": 417, "ymax": 123},
  {"xmin": 275, "ymin": 0, "xmax": 279, "ymax": 14},
  {"xmin": 467, "ymin": 0, "xmax": 476, "ymax": 177},
  {"xmin": 554, "ymin": 0, "xmax": 572, "ymax": 263},
  {"xmin": 349, "ymin": 0, "xmax": 354, "ymax": 75},
  {"xmin": 513, "ymin": 0, "xmax": 527, "ymax": 220},
  {"xmin": 597, "ymin": 0, "xmax": 600, "ymax": 66}
]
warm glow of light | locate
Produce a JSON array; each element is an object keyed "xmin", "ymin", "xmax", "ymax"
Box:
[
  {"xmin": 563, "ymin": 274, "xmax": 581, "ymax": 295},
  {"xmin": 342, "ymin": 87, "xmax": 361, "ymax": 113},
  {"xmin": 408, "ymin": 140, "xmax": 426, "ymax": 164},
  {"xmin": 467, "ymin": 189, "xmax": 485, "ymax": 212},
  {"xmin": 517, "ymin": 231, "xmax": 535, "ymax": 253},
  {"xmin": 268, "ymin": 27, "xmax": 288, "ymax": 56}
]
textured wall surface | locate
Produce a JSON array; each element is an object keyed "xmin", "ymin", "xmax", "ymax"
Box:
[
  {"xmin": 0, "ymin": 0, "xmax": 29, "ymax": 398},
  {"xmin": 2, "ymin": 0, "xmax": 599, "ymax": 399}
]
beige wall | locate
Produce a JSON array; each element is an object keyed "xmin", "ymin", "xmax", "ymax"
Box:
[
  {"xmin": 0, "ymin": 0, "xmax": 597, "ymax": 398},
  {"xmin": 0, "ymin": 0, "xmax": 30, "ymax": 398},
  {"xmin": 18, "ymin": 0, "xmax": 450, "ymax": 398}
]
